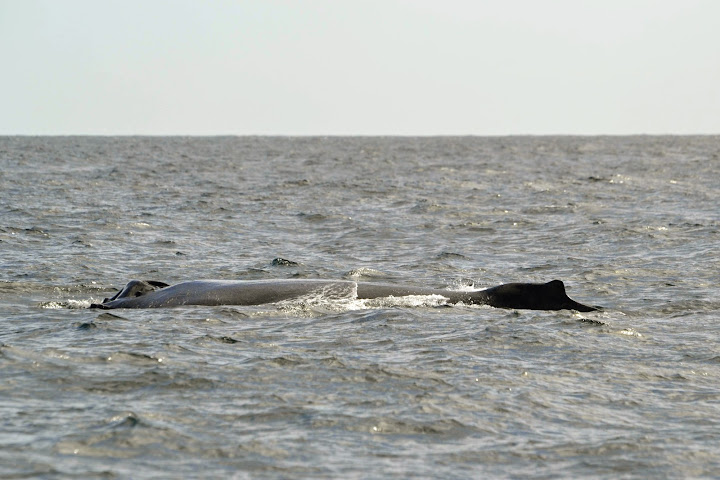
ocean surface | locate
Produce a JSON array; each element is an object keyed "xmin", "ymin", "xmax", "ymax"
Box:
[{"xmin": 1, "ymin": 136, "xmax": 719, "ymax": 479}]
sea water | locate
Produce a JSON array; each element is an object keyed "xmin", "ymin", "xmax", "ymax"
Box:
[{"xmin": 1, "ymin": 136, "xmax": 719, "ymax": 478}]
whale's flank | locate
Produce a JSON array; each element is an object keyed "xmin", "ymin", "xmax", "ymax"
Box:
[{"xmin": 91, "ymin": 279, "xmax": 597, "ymax": 312}]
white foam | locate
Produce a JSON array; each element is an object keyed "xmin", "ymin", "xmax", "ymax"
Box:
[
  {"xmin": 345, "ymin": 267, "xmax": 389, "ymax": 278},
  {"xmin": 275, "ymin": 283, "xmax": 450, "ymax": 314},
  {"xmin": 40, "ymin": 299, "xmax": 94, "ymax": 309},
  {"xmin": 359, "ymin": 294, "xmax": 449, "ymax": 309}
]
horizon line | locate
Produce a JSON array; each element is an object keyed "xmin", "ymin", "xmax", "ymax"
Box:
[{"xmin": 2, "ymin": 132, "xmax": 719, "ymax": 138}]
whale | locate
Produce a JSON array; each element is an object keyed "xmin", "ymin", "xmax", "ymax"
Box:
[{"xmin": 90, "ymin": 279, "xmax": 597, "ymax": 312}]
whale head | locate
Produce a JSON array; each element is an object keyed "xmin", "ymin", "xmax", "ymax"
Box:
[{"xmin": 100, "ymin": 280, "xmax": 169, "ymax": 303}]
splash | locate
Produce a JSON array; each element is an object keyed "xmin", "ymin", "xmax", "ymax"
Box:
[{"xmin": 40, "ymin": 299, "xmax": 94, "ymax": 309}]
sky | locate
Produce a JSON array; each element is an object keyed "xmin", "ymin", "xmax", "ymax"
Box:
[{"xmin": 1, "ymin": 0, "xmax": 719, "ymax": 135}]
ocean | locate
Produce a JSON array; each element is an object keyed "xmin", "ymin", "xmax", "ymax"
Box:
[{"xmin": 1, "ymin": 136, "xmax": 719, "ymax": 478}]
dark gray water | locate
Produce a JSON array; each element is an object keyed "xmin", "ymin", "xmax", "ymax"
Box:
[{"xmin": 1, "ymin": 136, "xmax": 719, "ymax": 479}]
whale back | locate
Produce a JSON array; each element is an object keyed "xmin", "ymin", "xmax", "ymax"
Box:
[
  {"xmin": 92, "ymin": 278, "xmax": 596, "ymax": 311},
  {"xmin": 482, "ymin": 280, "xmax": 596, "ymax": 312}
]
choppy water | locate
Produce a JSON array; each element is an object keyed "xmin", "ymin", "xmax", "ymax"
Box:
[{"xmin": 1, "ymin": 136, "xmax": 719, "ymax": 479}]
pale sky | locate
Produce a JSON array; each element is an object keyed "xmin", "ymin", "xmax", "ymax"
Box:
[{"xmin": 1, "ymin": 0, "xmax": 718, "ymax": 135}]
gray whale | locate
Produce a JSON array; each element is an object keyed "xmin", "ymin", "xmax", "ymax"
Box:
[{"xmin": 91, "ymin": 279, "xmax": 597, "ymax": 312}]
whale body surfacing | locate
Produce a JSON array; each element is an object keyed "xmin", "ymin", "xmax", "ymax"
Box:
[{"xmin": 91, "ymin": 279, "xmax": 597, "ymax": 312}]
